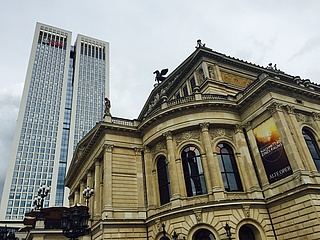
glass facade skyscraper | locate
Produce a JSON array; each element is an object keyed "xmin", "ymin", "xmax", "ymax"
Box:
[{"xmin": 0, "ymin": 22, "xmax": 109, "ymax": 220}]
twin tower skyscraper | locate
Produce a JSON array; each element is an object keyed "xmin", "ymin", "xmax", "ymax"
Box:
[{"xmin": 0, "ymin": 22, "xmax": 109, "ymax": 220}]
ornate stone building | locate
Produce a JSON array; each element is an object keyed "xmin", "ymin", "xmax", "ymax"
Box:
[{"xmin": 64, "ymin": 42, "xmax": 320, "ymax": 240}]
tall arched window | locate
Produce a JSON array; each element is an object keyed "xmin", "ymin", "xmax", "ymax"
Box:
[
  {"xmin": 216, "ymin": 143, "xmax": 243, "ymax": 192},
  {"xmin": 193, "ymin": 229, "xmax": 216, "ymax": 240},
  {"xmin": 181, "ymin": 146, "xmax": 207, "ymax": 197},
  {"xmin": 157, "ymin": 156, "xmax": 171, "ymax": 205},
  {"xmin": 303, "ymin": 128, "xmax": 320, "ymax": 171}
]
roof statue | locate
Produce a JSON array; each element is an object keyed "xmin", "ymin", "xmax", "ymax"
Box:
[
  {"xmin": 103, "ymin": 97, "xmax": 111, "ymax": 117},
  {"xmin": 153, "ymin": 68, "xmax": 169, "ymax": 84},
  {"xmin": 196, "ymin": 39, "xmax": 205, "ymax": 48},
  {"xmin": 266, "ymin": 63, "xmax": 279, "ymax": 71}
]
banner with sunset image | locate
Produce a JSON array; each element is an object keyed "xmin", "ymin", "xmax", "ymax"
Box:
[{"xmin": 253, "ymin": 117, "xmax": 293, "ymax": 183}]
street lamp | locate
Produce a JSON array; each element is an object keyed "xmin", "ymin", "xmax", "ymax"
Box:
[
  {"xmin": 160, "ymin": 223, "xmax": 170, "ymax": 240},
  {"xmin": 82, "ymin": 186, "xmax": 94, "ymax": 207},
  {"xmin": 61, "ymin": 206, "xmax": 90, "ymax": 240},
  {"xmin": 224, "ymin": 223, "xmax": 232, "ymax": 240},
  {"xmin": 33, "ymin": 185, "xmax": 50, "ymax": 210}
]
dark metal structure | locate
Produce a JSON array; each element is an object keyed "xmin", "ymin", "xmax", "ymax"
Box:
[{"xmin": 61, "ymin": 205, "xmax": 91, "ymax": 240}]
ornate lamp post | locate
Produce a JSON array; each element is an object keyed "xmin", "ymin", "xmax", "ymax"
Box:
[
  {"xmin": 82, "ymin": 186, "xmax": 94, "ymax": 207},
  {"xmin": 61, "ymin": 206, "xmax": 90, "ymax": 240},
  {"xmin": 33, "ymin": 185, "xmax": 50, "ymax": 210},
  {"xmin": 61, "ymin": 186, "xmax": 94, "ymax": 240},
  {"xmin": 160, "ymin": 224, "xmax": 170, "ymax": 240},
  {"xmin": 224, "ymin": 223, "xmax": 232, "ymax": 240}
]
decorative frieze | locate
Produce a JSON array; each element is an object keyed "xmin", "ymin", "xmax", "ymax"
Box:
[
  {"xmin": 152, "ymin": 140, "xmax": 167, "ymax": 153},
  {"xmin": 295, "ymin": 113, "xmax": 310, "ymax": 123},
  {"xmin": 209, "ymin": 128, "xmax": 233, "ymax": 141},
  {"xmin": 221, "ymin": 71, "xmax": 253, "ymax": 88},
  {"xmin": 175, "ymin": 130, "xmax": 201, "ymax": 145}
]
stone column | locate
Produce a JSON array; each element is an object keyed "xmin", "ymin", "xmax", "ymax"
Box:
[
  {"xmin": 267, "ymin": 102, "xmax": 304, "ymax": 171},
  {"xmin": 94, "ymin": 159, "xmax": 101, "ymax": 220},
  {"xmin": 285, "ymin": 106, "xmax": 312, "ymax": 170},
  {"xmin": 163, "ymin": 131, "xmax": 181, "ymax": 203},
  {"xmin": 86, "ymin": 170, "xmax": 93, "ymax": 214},
  {"xmin": 79, "ymin": 181, "xmax": 85, "ymax": 205},
  {"xmin": 74, "ymin": 189, "xmax": 80, "ymax": 205},
  {"xmin": 201, "ymin": 124, "xmax": 224, "ymax": 199},
  {"xmin": 234, "ymin": 125, "xmax": 260, "ymax": 193},
  {"xmin": 199, "ymin": 123, "xmax": 213, "ymax": 195},
  {"xmin": 244, "ymin": 122, "xmax": 269, "ymax": 187},
  {"xmin": 68, "ymin": 195, "xmax": 74, "ymax": 207},
  {"xmin": 103, "ymin": 144, "xmax": 113, "ymax": 218}
]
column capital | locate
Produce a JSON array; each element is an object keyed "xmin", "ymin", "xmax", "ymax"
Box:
[
  {"xmin": 285, "ymin": 105, "xmax": 295, "ymax": 115},
  {"xmin": 234, "ymin": 124, "xmax": 243, "ymax": 133},
  {"xmin": 267, "ymin": 102, "xmax": 283, "ymax": 115},
  {"xmin": 312, "ymin": 112, "xmax": 320, "ymax": 121},
  {"xmin": 143, "ymin": 145, "xmax": 151, "ymax": 153},
  {"xmin": 163, "ymin": 131, "xmax": 173, "ymax": 140},
  {"xmin": 103, "ymin": 144, "xmax": 114, "ymax": 152},
  {"xmin": 94, "ymin": 158, "xmax": 101, "ymax": 166},
  {"xmin": 200, "ymin": 122, "xmax": 210, "ymax": 132},
  {"xmin": 134, "ymin": 147, "xmax": 143, "ymax": 155}
]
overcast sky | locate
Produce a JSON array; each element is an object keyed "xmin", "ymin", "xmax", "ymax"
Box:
[{"xmin": 0, "ymin": 0, "xmax": 320, "ymax": 200}]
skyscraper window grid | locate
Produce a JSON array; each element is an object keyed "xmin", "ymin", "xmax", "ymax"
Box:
[
  {"xmin": 5, "ymin": 28, "xmax": 67, "ymax": 219},
  {"xmin": 0, "ymin": 23, "xmax": 109, "ymax": 221}
]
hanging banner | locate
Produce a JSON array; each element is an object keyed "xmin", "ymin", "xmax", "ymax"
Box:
[{"xmin": 253, "ymin": 117, "xmax": 293, "ymax": 183}]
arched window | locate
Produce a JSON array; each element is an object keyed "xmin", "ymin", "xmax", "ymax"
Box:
[
  {"xmin": 239, "ymin": 225, "xmax": 256, "ymax": 240},
  {"xmin": 193, "ymin": 229, "xmax": 216, "ymax": 240},
  {"xmin": 157, "ymin": 156, "xmax": 171, "ymax": 205},
  {"xmin": 303, "ymin": 128, "xmax": 320, "ymax": 171},
  {"xmin": 181, "ymin": 146, "xmax": 207, "ymax": 197},
  {"xmin": 216, "ymin": 143, "xmax": 243, "ymax": 192}
]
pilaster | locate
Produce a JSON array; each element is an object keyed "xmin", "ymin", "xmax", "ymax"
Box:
[
  {"xmin": 94, "ymin": 159, "xmax": 101, "ymax": 220},
  {"xmin": 103, "ymin": 144, "xmax": 113, "ymax": 218},
  {"xmin": 267, "ymin": 102, "xmax": 304, "ymax": 171}
]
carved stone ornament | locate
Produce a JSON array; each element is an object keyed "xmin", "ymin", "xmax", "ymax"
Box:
[
  {"xmin": 285, "ymin": 105, "xmax": 295, "ymax": 115},
  {"xmin": 197, "ymin": 68, "xmax": 205, "ymax": 84},
  {"xmin": 175, "ymin": 130, "xmax": 200, "ymax": 145},
  {"xmin": 234, "ymin": 124, "xmax": 243, "ymax": 133},
  {"xmin": 200, "ymin": 122, "xmax": 210, "ymax": 132},
  {"xmin": 242, "ymin": 204, "xmax": 250, "ymax": 218},
  {"xmin": 312, "ymin": 112, "xmax": 320, "ymax": 121},
  {"xmin": 209, "ymin": 128, "xmax": 233, "ymax": 140},
  {"xmin": 208, "ymin": 65, "xmax": 215, "ymax": 79},
  {"xmin": 103, "ymin": 144, "xmax": 114, "ymax": 152},
  {"xmin": 134, "ymin": 148, "xmax": 143, "ymax": 156},
  {"xmin": 267, "ymin": 102, "xmax": 283, "ymax": 115},
  {"xmin": 193, "ymin": 209, "xmax": 202, "ymax": 223},
  {"xmin": 295, "ymin": 113, "xmax": 312, "ymax": 123},
  {"xmin": 163, "ymin": 131, "xmax": 173, "ymax": 141},
  {"xmin": 152, "ymin": 140, "xmax": 167, "ymax": 153},
  {"xmin": 221, "ymin": 71, "xmax": 253, "ymax": 88}
]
